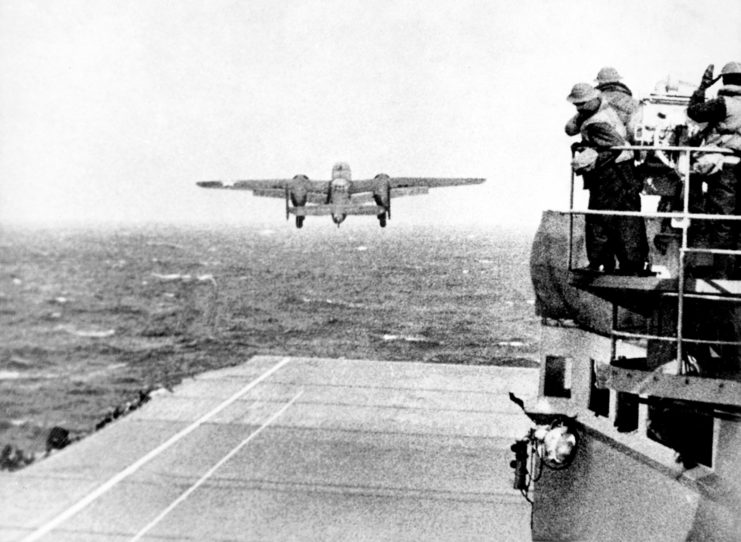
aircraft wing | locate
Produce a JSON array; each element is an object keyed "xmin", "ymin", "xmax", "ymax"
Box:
[
  {"xmin": 197, "ymin": 180, "xmax": 291, "ymax": 192},
  {"xmin": 390, "ymin": 177, "xmax": 485, "ymax": 189},
  {"xmin": 196, "ymin": 179, "xmax": 331, "ymax": 199},
  {"xmin": 350, "ymin": 187, "xmax": 430, "ymax": 203},
  {"xmin": 349, "ymin": 177, "xmax": 484, "ymax": 195}
]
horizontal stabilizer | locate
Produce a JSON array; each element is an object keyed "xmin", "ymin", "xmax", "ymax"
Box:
[
  {"xmin": 290, "ymin": 206, "xmax": 330, "ymax": 216},
  {"xmin": 351, "ymin": 193, "xmax": 376, "ymax": 204},
  {"xmin": 391, "ymin": 186, "xmax": 429, "ymax": 197},
  {"xmin": 290, "ymin": 205, "xmax": 386, "ymax": 216},
  {"xmin": 344, "ymin": 205, "xmax": 387, "ymax": 215},
  {"xmin": 307, "ymin": 193, "xmax": 329, "ymax": 204}
]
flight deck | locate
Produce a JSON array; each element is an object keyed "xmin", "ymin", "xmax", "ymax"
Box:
[{"xmin": 0, "ymin": 355, "xmax": 537, "ymax": 541}]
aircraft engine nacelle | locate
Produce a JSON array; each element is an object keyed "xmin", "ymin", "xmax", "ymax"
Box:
[
  {"xmin": 372, "ymin": 174, "xmax": 391, "ymax": 226},
  {"xmin": 288, "ymin": 174, "xmax": 310, "ymax": 207},
  {"xmin": 372, "ymin": 174, "xmax": 391, "ymax": 215}
]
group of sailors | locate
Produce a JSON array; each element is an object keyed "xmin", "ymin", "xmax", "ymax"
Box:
[
  {"xmin": 566, "ymin": 62, "xmax": 741, "ymax": 281},
  {"xmin": 566, "ymin": 63, "xmax": 741, "ymax": 378}
]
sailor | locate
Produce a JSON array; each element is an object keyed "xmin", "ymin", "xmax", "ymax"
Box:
[
  {"xmin": 566, "ymin": 67, "xmax": 639, "ymax": 140},
  {"xmin": 595, "ymin": 67, "xmax": 639, "ymax": 132},
  {"xmin": 567, "ymin": 82, "xmax": 648, "ymax": 275},
  {"xmin": 687, "ymin": 61, "xmax": 741, "ymax": 279},
  {"xmin": 686, "ymin": 62, "xmax": 741, "ymax": 375}
]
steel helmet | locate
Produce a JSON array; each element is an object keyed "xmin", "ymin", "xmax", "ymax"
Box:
[
  {"xmin": 567, "ymin": 83, "xmax": 600, "ymax": 104},
  {"xmin": 720, "ymin": 61, "xmax": 741, "ymax": 76},
  {"xmin": 595, "ymin": 66, "xmax": 622, "ymax": 84}
]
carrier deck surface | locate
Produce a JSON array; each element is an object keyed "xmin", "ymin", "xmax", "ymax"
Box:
[{"xmin": 0, "ymin": 355, "xmax": 537, "ymax": 541}]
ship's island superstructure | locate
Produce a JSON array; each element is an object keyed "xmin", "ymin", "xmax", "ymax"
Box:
[{"xmin": 522, "ymin": 79, "xmax": 741, "ymax": 541}]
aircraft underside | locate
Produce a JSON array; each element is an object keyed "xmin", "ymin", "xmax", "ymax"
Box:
[
  {"xmin": 289, "ymin": 204, "xmax": 388, "ymax": 228},
  {"xmin": 283, "ymin": 170, "xmax": 392, "ymax": 228}
]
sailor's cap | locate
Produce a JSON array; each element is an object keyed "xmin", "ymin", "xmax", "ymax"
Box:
[
  {"xmin": 721, "ymin": 61, "xmax": 741, "ymax": 76},
  {"xmin": 595, "ymin": 66, "xmax": 622, "ymax": 84},
  {"xmin": 567, "ymin": 83, "xmax": 600, "ymax": 104}
]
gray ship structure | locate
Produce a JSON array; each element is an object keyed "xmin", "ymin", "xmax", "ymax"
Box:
[{"xmin": 519, "ymin": 78, "xmax": 741, "ymax": 541}]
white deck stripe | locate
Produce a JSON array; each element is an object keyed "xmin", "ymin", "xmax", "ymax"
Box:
[
  {"xmin": 21, "ymin": 356, "xmax": 293, "ymax": 542},
  {"xmin": 130, "ymin": 389, "xmax": 304, "ymax": 541}
]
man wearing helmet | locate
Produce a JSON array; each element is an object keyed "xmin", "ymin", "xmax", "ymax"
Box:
[
  {"xmin": 594, "ymin": 67, "xmax": 639, "ymax": 134},
  {"xmin": 566, "ymin": 67, "xmax": 639, "ymax": 140},
  {"xmin": 566, "ymin": 82, "xmax": 648, "ymax": 275},
  {"xmin": 687, "ymin": 61, "xmax": 741, "ymax": 279}
]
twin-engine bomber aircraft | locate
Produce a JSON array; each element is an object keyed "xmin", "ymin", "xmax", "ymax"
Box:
[{"xmin": 197, "ymin": 162, "xmax": 485, "ymax": 228}]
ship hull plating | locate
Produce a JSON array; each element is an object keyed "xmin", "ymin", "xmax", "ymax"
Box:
[
  {"xmin": 530, "ymin": 327, "xmax": 740, "ymax": 542},
  {"xmin": 528, "ymin": 211, "xmax": 740, "ymax": 542}
]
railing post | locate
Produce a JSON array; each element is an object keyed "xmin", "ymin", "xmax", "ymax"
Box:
[
  {"xmin": 675, "ymin": 149, "xmax": 691, "ymax": 374},
  {"xmin": 568, "ymin": 151, "xmax": 576, "ymax": 271},
  {"xmin": 568, "ymin": 145, "xmax": 741, "ymax": 380},
  {"xmin": 611, "ymin": 302, "xmax": 618, "ymax": 364}
]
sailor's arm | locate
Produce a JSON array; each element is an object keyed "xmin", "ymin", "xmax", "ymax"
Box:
[
  {"xmin": 687, "ymin": 90, "xmax": 727, "ymax": 124},
  {"xmin": 565, "ymin": 113, "xmax": 583, "ymax": 136},
  {"xmin": 583, "ymin": 122, "xmax": 626, "ymax": 168}
]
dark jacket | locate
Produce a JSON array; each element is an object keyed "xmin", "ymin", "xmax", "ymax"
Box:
[
  {"xmin": 568, "ymin": 99, "xmax": 635, "ymax": 193},
  {"xmin": 687, "ymin": 84, "xmax": 741, "ymax": 153}
]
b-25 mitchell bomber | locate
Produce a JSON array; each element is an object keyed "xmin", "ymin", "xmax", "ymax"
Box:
[{"xmin": 197, "ymin": 162, "xmax": 485, "ymax": 228}]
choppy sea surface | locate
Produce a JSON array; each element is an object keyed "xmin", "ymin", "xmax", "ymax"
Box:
[{"xmin": 0, "ymin": 222, "xmax": 538, "ymax": 458}]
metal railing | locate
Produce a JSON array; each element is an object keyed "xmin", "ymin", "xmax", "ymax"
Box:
[{"xmin": 567, "ymin": 145, "xmax": 741, "ymax": 375}]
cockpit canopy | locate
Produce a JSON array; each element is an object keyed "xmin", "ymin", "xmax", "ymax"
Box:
[{"xmin": 331, "ymin": 162, "xmax": 352, "ymax": 181}]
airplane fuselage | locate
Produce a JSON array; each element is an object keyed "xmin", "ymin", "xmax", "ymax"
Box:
[{"xmin": 329, "ymin": 162, "xmax": 353, "ymax": 225}]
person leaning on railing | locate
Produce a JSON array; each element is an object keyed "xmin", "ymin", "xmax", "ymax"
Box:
[
  {"xmin": 687, "ymin": 61, "xmax": 741, "ymax": 280},
  {"xmin": 594, "ymin": 67, "xmax": 640, "ymax": 136},
  {"xmin": 566, "ymin": 82, "xmax": 649, "ymax": 276},
  {"xmin": 565, "ymin": 67, "xmax": 640, "ymax": 141}
]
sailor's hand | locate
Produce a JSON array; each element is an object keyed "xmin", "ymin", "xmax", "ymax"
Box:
[
  {"xmin": 653, "ymin": 234, "xmax": 669, "ymax": 255},
  {"xmin": 699, "ymin": 64, "xmax": 715, "ymax": 89},
  {"xmin": 571, "ymin": 147, "xmax": 598, "ymax": 174}
]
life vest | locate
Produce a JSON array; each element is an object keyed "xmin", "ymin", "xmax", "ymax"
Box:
[
  {"xmin": 579, "ymin": 100, "xmax": 634, "ymax": 163},
  {"xmin": 705, "ymin": 87, "xmax": 741, "ymax": 153}
]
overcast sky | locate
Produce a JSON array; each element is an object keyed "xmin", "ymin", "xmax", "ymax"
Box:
[{"xmin": 1, "ymin": 0, "xmax": 740, "ymax": 230}]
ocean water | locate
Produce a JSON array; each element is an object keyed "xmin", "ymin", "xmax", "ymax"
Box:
[{"xmin": 0, "ymin": 222, "xmax": 538, "ymax": 456}]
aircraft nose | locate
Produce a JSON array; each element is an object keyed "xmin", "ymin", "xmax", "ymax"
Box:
[{"xmin": 332, "ymin": 214, "xmax": 346, "ymax": 225}]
